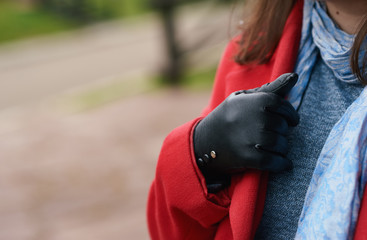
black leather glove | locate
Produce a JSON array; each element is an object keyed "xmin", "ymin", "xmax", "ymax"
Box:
[{"xmin": 194, "ymin": 73, "xmax": 299, "ymax": 182}]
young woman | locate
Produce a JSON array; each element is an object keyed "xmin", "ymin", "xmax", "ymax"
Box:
[{"xmin": 147, "ymin": 0, "xmax": 367, "ymax": 239}]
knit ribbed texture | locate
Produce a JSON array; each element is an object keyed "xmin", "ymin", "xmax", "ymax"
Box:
[{"xmin": 254, "ymin": 56, "xmax": 363, "ymax": 240}]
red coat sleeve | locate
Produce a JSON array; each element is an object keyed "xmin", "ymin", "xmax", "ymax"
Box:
[{"xmin": 147, "ymin": 40, "xmax": 238, "ymax": 240}]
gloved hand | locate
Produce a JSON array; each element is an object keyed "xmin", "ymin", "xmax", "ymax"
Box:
[{"xmin": 194, "ymin": 73, "xmax": 299, "ymax": 181}]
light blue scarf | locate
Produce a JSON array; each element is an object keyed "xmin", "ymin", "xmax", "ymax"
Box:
[{"xmin": 287, "ymin": 0, "xmax": 367, "ymax": 239}]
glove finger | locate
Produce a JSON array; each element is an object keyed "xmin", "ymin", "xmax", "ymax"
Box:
[
  {"xmin": 207, "ymin": 183, "xmax": 226, "ymax": 193},
  {"xmin": 257, "ymin": 131, "xmax": 288, "ymax": 157},
  {"xmin": 264, "ymin": 112, "xmax": 289, "ymax": 136},
  {"xmin": 206, "ymin": 178, "xmax": 231, "ymax": 193},
  {"xmin": 258, "ymin": 73, "xmax": 298, "ymax": 97},
  {"xmin": 235, "ymin": 144, "xmax": 291, "ymax": 172},
  {"xmin": 266, "ymin": 98, "xmax": 300, "ymax": 127},
  {"xmin": 255, "ymin": 150, "xmax": 293, "ymax": 172}
]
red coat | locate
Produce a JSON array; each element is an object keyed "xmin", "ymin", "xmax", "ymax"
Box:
[{"xmin": 147, "ymin": 0, "xmax": 367, "ymax": 239}]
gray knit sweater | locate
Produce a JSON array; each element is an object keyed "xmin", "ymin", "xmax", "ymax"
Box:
[{"xmin": 254, "ymin": 56, "xmax": 364, "ymax": 239}]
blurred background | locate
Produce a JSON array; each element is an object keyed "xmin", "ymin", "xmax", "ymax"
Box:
[{"xmin": 0, "ymin": 0, "xmax": 242, "ymax": 239}]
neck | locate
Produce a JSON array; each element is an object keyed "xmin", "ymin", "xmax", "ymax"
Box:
[{"xmin": 324, "ymin": 0, "xmax": 367, "ymax": 34}]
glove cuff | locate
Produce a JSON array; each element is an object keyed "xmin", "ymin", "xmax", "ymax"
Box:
[{"xmin": 193, "ymin": 120, "xmax": 230, "ymax": 193}]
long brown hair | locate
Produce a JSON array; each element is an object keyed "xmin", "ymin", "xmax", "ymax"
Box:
[{"xmin": 236, "ymin": 0, "xmax": 367, "ymax": 85}]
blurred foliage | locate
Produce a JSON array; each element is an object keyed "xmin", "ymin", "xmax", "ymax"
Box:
[
  {"xmin": 0, "ymin": 1, "xmax": 78, "ymax": 43},
  {"xmin": 36, "ymin": 0, "xmax": 235, "ymax": 23},
  {"xmin": 35, "ymin": 0, "xmax": 149, "ymax": 22},
  {"xmin": 0, "ymin": 0, "xmax": 235, "ymax": 44},
  {"xmin": 0, "ymin": 0, "xmax": 150, "ymax": 43}
]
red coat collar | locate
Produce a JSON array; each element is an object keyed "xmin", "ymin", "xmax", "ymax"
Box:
[{"xmin": 226, "ymin": 0, "xmax": 304, "ymax": 238}]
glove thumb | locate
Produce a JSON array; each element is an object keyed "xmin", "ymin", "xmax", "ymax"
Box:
[{"xmin": 258, "ymin": 73, "xmax": 298, "ymax": 97}]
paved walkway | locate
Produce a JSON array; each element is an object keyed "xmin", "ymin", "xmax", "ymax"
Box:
[
  {"xmin": 0, "ymin": 88, "xmax": 211, "ymax": 240},
  {"xmin": 0, "ymin": 2, "xmax": 234, "ymax": 239}
]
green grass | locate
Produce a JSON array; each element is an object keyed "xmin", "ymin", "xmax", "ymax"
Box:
[
  {"xmin": 64, "ymin": 66, "xmax": 216, "ymax": 112},
  {"xmin": 117, "ymin": 0, "xmax": 150, "ymax": 17},
  {"xmin": 181, "ymin": 67, "xmax": 216, "ymax": 90},
  {"xmin": 154, "ymin": 67, "xmax": 216, "ymax": 90},
  {"xmin": 0, "ymin": 2, "xmax": 79, "ymax": 44},
  {"xmin": 65, "ymin": 76, "xmax": 158, "ymax": 112}
]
